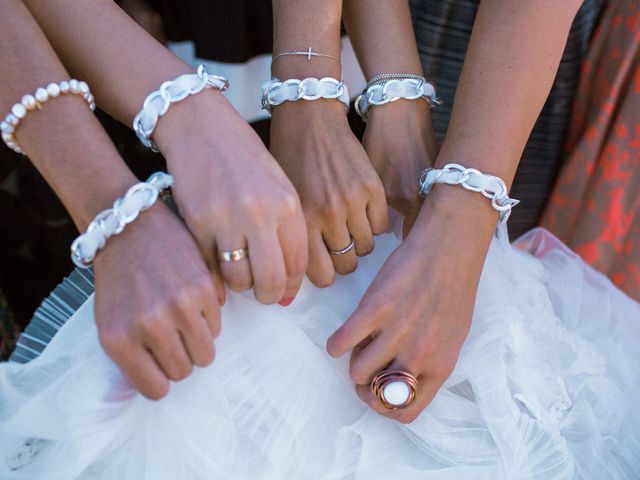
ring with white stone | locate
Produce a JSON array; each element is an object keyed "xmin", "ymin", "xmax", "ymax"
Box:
[{"xmin": 371, "ymin": 370, "xmax": 418, "ymax": 410}]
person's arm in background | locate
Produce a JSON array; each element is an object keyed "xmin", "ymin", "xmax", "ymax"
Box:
[
  {"xmin": 270, "ymin": 0, "xmax": 388, "ymax": 288},
  {"xmin": 23, "ymin": 0, "xmax": 308, "ymax": 306},
  {"xmin": 342, "ymin": 0, "xmax": 438, "ymax": 221},
  {"xmin": 118, "ymin": 0, "xmax": 166, "ymax": 43},
  {"xmin": 0, "ymin": 0, "xmax": 219, "ymax": 399},
  {"xmin": 328, "ymin": 0, "xmax": 584, "ymax": 423}
]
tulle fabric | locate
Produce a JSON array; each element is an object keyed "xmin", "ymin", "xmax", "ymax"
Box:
[{"xmin": 0, "ymin": 227, "xmax": 639, "ymax": 479}]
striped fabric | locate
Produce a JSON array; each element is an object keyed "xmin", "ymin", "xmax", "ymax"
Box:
[{"xmin": 410, "ymin": 0, "xmax": 605, "ymax": 239}]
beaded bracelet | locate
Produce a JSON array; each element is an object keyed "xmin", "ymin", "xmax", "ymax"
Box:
[
  {"xmin": 418, "ymin": 163, "xmax": 520, "ymax": 223},
  {"xmin": 133, "ymin": 65, "xmax": 229, "ymax": 152},
  {"xmin": 1, "ymin": 80, "xmax": 96, "ymax": 155},
  {"xmin": 70, "ymin": 172, "xmax": 173, "ymax": 268}
]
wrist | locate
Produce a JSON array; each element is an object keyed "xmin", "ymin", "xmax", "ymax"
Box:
[
  {"xmin": 411, "ymin": 186, "xmax": 498, "ymax": 242},
  {"xmin": 271, "ymin": 96, "xmax": 348, "ymax": 123},
  {"xmin": 153, "ymin": 88, "xmax": 231, "ymax": 155}
]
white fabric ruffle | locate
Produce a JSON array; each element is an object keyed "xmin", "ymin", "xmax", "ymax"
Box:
[{"xmin": 1, "ymin": 227, "xmax": 639, "ymax": 479}]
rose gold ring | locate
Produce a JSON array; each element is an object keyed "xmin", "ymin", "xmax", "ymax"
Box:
[
  {"xmin": 218, "ymin": 247, "xmax": 248, "ymax": 263},
  {"xmin": 371, "ymin": 370, "xmax": 418, "ymax": 410}
]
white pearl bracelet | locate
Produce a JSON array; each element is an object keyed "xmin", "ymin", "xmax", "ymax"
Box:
[
  {"xmin": 418, "ymin": 163, "xmax": 520, "ymax": 223},
  {"xmin": 261, "ymin": 77, "xmax": 350, "ymax": 114},
  {"xmin": 133, "ymin": 65, "xmax": 229, "ymax": 152},
  {"xmin": 70, "ymin": 172, "xmax": 173, "ymax": 268},
  {"xmin": 1, "ymin": 80, "xmax": 96, "ymax": 155},
  {"xmin": 355, "ymin": 77, "xmax": 440, "ymax": 121}
]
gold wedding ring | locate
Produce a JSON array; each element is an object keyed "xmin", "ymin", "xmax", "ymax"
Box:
[
  {"xmin": 218, "ymin": 247, "xmax": 248, "ymax": 263},
  {"xmin": 371, "ymin": 370, "xmax": 419, "ymax": 410}
]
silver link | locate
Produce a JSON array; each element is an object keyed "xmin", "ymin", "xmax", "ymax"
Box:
[
  {"xmin": 132, "ymin": 66, "xmax": 229, "ymax": 152},
  {"xmin": 418, "ymin": 163, "xmax": 520, "ymax": 223},
  {"xmin": 70, "ymin": 172, "xmax": 173, "ymax": 268},
  {"xmin": 261, "ymin": 77, "xmax": 350, "ymax": 114}
]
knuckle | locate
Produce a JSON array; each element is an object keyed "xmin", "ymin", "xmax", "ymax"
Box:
[
  {"xmin": 367, "ymin": 176, "xmax": 385, "ymax": 196},
  {"xmin": 98, "ymin": 328, "xmax": 127, "ymax": 356},
  {"xmin": 208, "ymin": 317, "xmax": 222, "ymax": 339},
  {"xmin": 349, "ymin": 363, "xmax": 371, "ymax": 386},
  {"xmin": 236, "ymin": 194, "xmax": 265, "ymax": 218},
  {"xmin": 255, "ymin": 273, "xmax": 286, "ymax": 303},
  {"xmin": 319, "ymin": 197, "xmax": 342, "ymax": 220},
  {"xmin": 356, "ymin": 240, "xmax": 375, "ymax": 257},
  {"xmin": 311, "ymin": 271, "xmax": 335, "ymax": 288},
  {"xmin": 279, "ymin": 190, "xmax": 301, "ymax": 216},
  {"xmin": 395, "ymin": 318, "xmax": 414, "ymax": 340},
  {"xmin": 139, "ymin": 314, "xmax": 171, "ymax": 339},
  {"xmin": 222, "ymin": 269, "xmax": 252, "ymax": 292},
  {"xmin": 262, "ymin": 269, "xmax": 287, "ymax": 290},
  {"xmin": 144, "ymin": 381, "xmax": 170, "ymax": 401},
  {"xmin": 335, "ymin": 261, "xmax": 357, "ymax": 276},
  {"xmin": 167, "ymin": 286, "xmax": 198, "ymax": 312},
  {"xmin": 172, "ymin": 362, "xmax": 194, "ymax": 381},
  {"xmin": 364, "ymin": 296, "xmax": 394, "ymax": 319},
  {"xmin": 396, "ymin": 412, "xmax": 419, "ymax": 424},
  {"xmin": 434, "ymin": 356, "xmax": 457, "ymax": 381},
  {"xmin": 184, "ymin": 206, "xmax": 210, "ymax": 233},
  {"xmin": 194, "ymin": 345, "xmax": 216, "ymax": 367},
  {"xmin": 288, "ymin": 254, "xmax": 308, "ymax": 277},
  {"xmin": 193, "ymin": 272, "xmax": 216, "ymax": 296},
  {"xmin": 417, "ymin": 335, "xmax": 439, "ymax": 359}
]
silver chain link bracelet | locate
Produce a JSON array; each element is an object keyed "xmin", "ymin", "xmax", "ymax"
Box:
[
  {"xmin": 418, "ymin": 163, "xmax": 520, "ymax": 223},
  {"xmin": 133, "ymin": 65, "xmax": 229, "ymax": 152}
]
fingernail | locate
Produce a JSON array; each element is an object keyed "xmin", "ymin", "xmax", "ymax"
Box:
[{"xmin": 279, "ymin": 296, "xmax": 295, "ymax": 307}]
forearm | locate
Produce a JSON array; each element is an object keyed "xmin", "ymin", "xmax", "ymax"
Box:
[
  {"xmin": 22, "ymin": 0, "xmax": 213, "ymax": 148},
  {"xmin": 412, "ymin": 0, "xmax": 582, "ymax": 253},
  {"xmin": 437, "ymin": 0, "xmax": 583, "ymax": 186},
  {"xmin": 271, "ymin": 0, "xmax": 343, "ymax": 79},
  {"xmin": 342, "ymin": 0, "xmax": 423, "ymax": 78},
  {"xmin": 0, "ymin": 0, "xmax": 138, "ymax": 231}
]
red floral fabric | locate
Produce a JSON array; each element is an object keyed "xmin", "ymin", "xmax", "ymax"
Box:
[{"xmin": 542, "ymin": 0, "xmax": 640, "ymax": 301}]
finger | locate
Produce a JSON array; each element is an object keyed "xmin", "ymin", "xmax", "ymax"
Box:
[
  {"xmin": 143, "ymin": 327, "xmax": 194, "ymax": 382},
  {"xmin": 323, "ymin": 222, "xmax": 357, "ymax": 276},
  {"xmin": 207, "ymin": 258, "xmax": 227, "ymax": 306},
  {"xmin": 178, "ymin": 314, "xmax": 216, "ymax": 368},
  {"xmin": 366, "ymin": 192, "xmax": 389, "ymax": 236},
  {"xmin": 277, "ymin": 216, "xmax": 308, "ymax": 304},
  {"xmin": 348, "ymin": 331, "xmax": 400, "ymax": 385},
  {"xmin": 117, "ymin": 348, "xmax": 170, "ymax": 400},
  {"xmin": 248, "ymin": 230, "xmax": 287, "ymax": 304},
  {"xmin": 346, "ymin": 205, "xmax": 375, "ymax": 257},
  {"xmin": 184, "ymin": 225, "xmax": 226, "ymax": 306},
  {"xmin": 356, "ymin": 365, "xmax": 440, "ymax": 424},
  {"xmin": 307, "ymin": 229, "xmax": 336, "ymax": 288},
  {"xmin": 200, "ymin": 283, "xmax": 222, "ymax": 339},
  {"xmin": 216, "ymin": 233, "xmax": 252, "ymax": 292},
  {"xmin": 326, "ymin": 298, "xmax": 380, "ymax": 357}
]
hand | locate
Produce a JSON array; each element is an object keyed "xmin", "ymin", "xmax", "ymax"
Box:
[
  {"xmin": 94, "ymin": 202, "xmax": 219, "ymax": 400},
  {"xmin": 156, "ymin": 92, "xmax": 308, "ymax": 306},
  {"xmin": 363, "ymin": 99, "xmax": 438, "ymax": 232},
  {"xmin": 270, "ymin": 100, "xmax": 388, "ymax": 287},
  {"xmin": 327, "ymin": 187, "xmax": 497, "ymax": 423}
]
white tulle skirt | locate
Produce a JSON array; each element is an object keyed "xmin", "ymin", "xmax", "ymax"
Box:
[{"xmin": 1, "ymin": 226, "xmax": 639, "ymax": 479}]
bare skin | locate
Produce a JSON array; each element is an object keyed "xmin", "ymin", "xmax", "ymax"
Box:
[
  {"xmin": 23, "ymin": 0, "xmax": 308, "ymax": 306},
  {"xmin": 0, "ymin": 0, "xmax": 217, "ymax": 400},
  {"xmin": 328, "ymin": 0, "xmax": 586, "ymax": 423},
  {"xmin": 343, "ymin": 0, "xmax": 439, "ymax": 221},
  {"xmin": 270, "ymin": 0, "xmax": 388, "ymax": 288}
]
